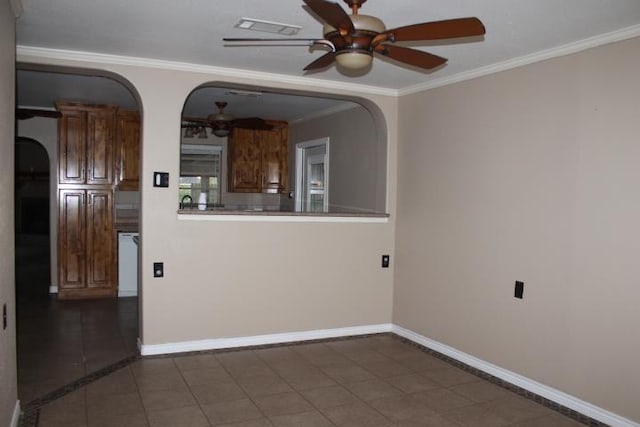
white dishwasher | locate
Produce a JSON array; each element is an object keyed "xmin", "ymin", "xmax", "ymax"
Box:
[{"xmin": 118, "ymin": 232, "xmax": 139, "ymax": 297}]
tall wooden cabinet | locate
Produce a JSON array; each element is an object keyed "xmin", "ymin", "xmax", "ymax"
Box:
[
  {"xmin": 56, "ymin": 102, "xmax": 138, "ymax": 299},
  {"xmin": 58, "ymin": 104, "xmax": 116, "ymax": 185},
  {"xmin": 228, "ymin": 122, "xmax": 289, "ymax": 194},
  {"xmin": 58, "ymin": 188, "xmax": 114, "ymax": 298}
]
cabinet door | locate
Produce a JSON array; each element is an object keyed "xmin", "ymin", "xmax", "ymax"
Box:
[
  {"xmin": 261, "ymin": 126, "xmax": 288, "ymax": 194},
  {"xmin": 86, "ymin": 108, "xmax": 115, "ymax": 185},
  {"xmin": 229, "ymin": 127, "xmax": 262, "ymax": 192},
  {"xmin": 58, "ymin": 190, "xmax": 86, "ymax": 290},
  {"xmin": 58, "ymin": 110, "xmax": 87, "ymax": 184},
  {"xmin": 115, "ymin": 111, "xmax": 141, "ymax": 189},
  {"xmin": 86, "ymin": 189, "xmax": 115, "ymax": 293}
]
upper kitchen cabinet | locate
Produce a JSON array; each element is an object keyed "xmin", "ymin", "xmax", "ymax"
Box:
[
  {"xmin": 228, "ymin": 122, "xmax": 288, "ymax": 194},
  {"xmin": 115, "ymin": 110, "xmax": 141, "ymax": 190},
  {"xmin": 57, "ymin": 102, "xmax": 117, "ymax": 185}
]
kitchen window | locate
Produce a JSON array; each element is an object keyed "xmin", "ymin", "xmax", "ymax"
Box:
[{"xmin": 179, "ymin": 144, "xmax": 222, "ymax": 206}]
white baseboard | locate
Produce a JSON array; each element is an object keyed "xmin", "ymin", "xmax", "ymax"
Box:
[
  {"xmin": 393, "ymin": 325, "xmax": 640, "ymax": 427},
  {"xmin": 49, "ymin": 286, "xmax": 58, "ymax": 294},
  {"xmin": 11, "ymin": 400, "xmax": 20, "ymax": 427},
  {"xmin": 140, "ymin": 323, "xmax": 393, "ymax": 356}
]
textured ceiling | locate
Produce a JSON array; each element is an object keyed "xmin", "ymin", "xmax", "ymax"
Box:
[
  {"xmin": 15, "ymin": 0, "xmax": 640, "ymax": 119},
  {"xmin": 16, "ymin": 0, "xmax": 640, "ymax": 91}
]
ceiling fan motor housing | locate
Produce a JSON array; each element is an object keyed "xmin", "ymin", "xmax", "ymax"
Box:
[{"xmin": 323, "ymin": 14, "xmax": 385, "ymax": 69}]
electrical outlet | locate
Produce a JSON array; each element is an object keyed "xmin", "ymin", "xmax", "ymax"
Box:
[
  {"xmin": 381, "ymin": 255, "xmax": 390, "ymax": 268},
  {"xmin": 514, "ymin": 281, "xmax": 524, "ymax": 299},
  {"xmin": 153, "ymin": 262, "xmax": 164, "ymax": 278}
]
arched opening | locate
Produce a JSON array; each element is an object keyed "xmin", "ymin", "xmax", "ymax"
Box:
[
  {"xmin": 15, "ymin": 137, "xmax": 51, "ymax": 300},
  {"xmin": 15, "ymin": 65, "xmax": 143, "ymax": 404},
  {"xmin": 180, "ymin": 83, "xmax": 388, "ymax": 214}
]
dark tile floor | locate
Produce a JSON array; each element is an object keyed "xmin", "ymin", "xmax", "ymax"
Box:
[
  {"xmin": 33, "ymin": 334, "xmax": 585, "ymax": 427},
  {"xmin": 17, "ymin": 295, "xmax": 139, "ymax": 404}
]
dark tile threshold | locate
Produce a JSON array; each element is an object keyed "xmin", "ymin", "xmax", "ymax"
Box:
[
  {"xmin": 19, "ymin": 354, "xmax": 140, "ymax": 427},
  {"xmin": 20, "ymin": 333, "xmax": 607, "ymax": 427}
]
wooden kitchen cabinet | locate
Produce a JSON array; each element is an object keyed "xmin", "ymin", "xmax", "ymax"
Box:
[
  {"xmin": 228, "ymin": 122, "xmax": 288, "ymax": 193},
  {"xmin": 57, "ymin": 102, "xmax": 117, "ymax": 185},
  {"xmin": 58, "ymin": 188, "xmax": 115, "ymax": 299},
  {"xmin": 115, "ymin": 110, "xmax": 141, "ymax": 190}
]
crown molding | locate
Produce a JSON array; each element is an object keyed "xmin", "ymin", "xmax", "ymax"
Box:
[
  {"xmin": 16, "ymin": 45, "xmax": 398, "ymax": 97},
  {"xmin": 399, "ymin": 24, "xmax": 640, "ymax": 96}
]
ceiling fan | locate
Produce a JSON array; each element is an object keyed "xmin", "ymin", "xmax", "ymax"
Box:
[
  {"xmin": 224, "ymin": 0, "xmax": 486, "ymax": 73},
  {"xmin": 182, "ymin": 101, "xmax": 273, "ymax": 138}
]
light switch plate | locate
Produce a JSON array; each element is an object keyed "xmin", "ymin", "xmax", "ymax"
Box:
[{"xmin": 153, "ymin": 172, "xmax": 169, "ymax": 188}]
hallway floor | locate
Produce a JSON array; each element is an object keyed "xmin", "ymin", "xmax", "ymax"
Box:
[
  {"xmin": 31, "ymin": 334, "xmax": 588, "ymax": 427},
  {"xmin": 17, "ymin": 296, "xmax": 139, "ymax": 404}
]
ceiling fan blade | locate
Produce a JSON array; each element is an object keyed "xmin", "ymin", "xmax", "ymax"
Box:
[
  {"xmin": 223, "ymin": 38, "xmax": 320, "ymax": 47},
  {"xmin": 374, "ymin": 17, "xmax": 485, "ymax": 45},
  {"xmin": 304, "ymin": 51, "xmax": 337, "ymax": 71},
  {"xmin": 303, "ymin": 0, "xmax": 354, "ymax": 33},
  {"xmin": 16, "ymin": 108, "xmax": 62, "ymax": 120},
  {"xmin": 233, "ymin": 118, "xmax": 274, "ymax": 130},
  {"xmin": 182, "ymin": 117, "xmax": 209, "ymax": 124},
  {"xmin": 374, "ymin": 44, "xmax": 447, "ymax": 69}
]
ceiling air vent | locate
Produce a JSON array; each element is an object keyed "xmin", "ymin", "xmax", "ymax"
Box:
[{"xmin": 235, "ymin": 18, "xmax": 302, "ymax": 36}]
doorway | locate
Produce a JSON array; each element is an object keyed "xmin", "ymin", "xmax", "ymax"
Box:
[
  {"xmin": 295, "ymin": 138, "xmax": 330, "ymax": 212},
  {"xmin": 15, "ymin": 68, "xmax": 142, "ymax": 405},
  {"xmin": 15, "ymin": 137, "xmax": 51, "ymax": 301}
]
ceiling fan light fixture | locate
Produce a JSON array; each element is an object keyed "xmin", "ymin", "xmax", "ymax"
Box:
[
  {"xmin": 213, "ymin": 128, "xmax": 230, "ymax": 138},
  {"xmin": 198, "ymin": 127, "xmax": 208, "ymax": 139},
  {"xmin": 184, "ymin": 127, "xmax": 195, "ymax": 138},
  {"xmin": 335, "ymin": 50, "xmax": 373, "ymax": 70}
]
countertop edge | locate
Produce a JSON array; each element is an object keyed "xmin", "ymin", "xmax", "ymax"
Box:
[
  {"xmin": 177, "ymin": 209, "xmax": 390, "ymax": 218},
  {"xmin": 177, "ymin": 209, "xmax": 390, "ymax": 223}
]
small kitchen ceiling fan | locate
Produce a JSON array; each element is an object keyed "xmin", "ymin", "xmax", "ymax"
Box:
[
  {"xmin": 16, "ymin": 108, "xmax": 62, "ymax": 120},
  {"xmin": 182, "ymin": 101, "xmax": 273, "ymax": 138},
  {"xmin": 224, "ymin": 0, "xmax": 486, "ymax": 73}
]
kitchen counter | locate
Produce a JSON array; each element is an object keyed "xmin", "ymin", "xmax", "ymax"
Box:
[{"xmin": 177, "ymin": 207, "xmax": 389, "ymax": 218}]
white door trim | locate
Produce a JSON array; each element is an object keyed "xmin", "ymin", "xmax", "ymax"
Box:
[{"xmin": 295, "ymin": 137, "xmax": 330, "ymax": 212}]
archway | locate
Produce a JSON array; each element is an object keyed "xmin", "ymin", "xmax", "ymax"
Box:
[{"xmin": 15, "ymin": 66, "xmax": 144, "ymax": 404}]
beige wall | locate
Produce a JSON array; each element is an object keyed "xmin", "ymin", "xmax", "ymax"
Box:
[
  {"xmin": 0, "ymin": 1, "xmax": 17, "ymax": 425},
  {"xmin": 17, "ymin": 117, "xmax": 58, "ymax": 288},
  {"xmin": 290, "ymin": 104, "xmax": 387, "ymax": 213},
  {"xmin": 14, "ymin": 55, "xmax": 399, "ymax": 346},
  {"xmin": 394, "ymin": 37, "xmax": 640, "ymax": 422}
]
